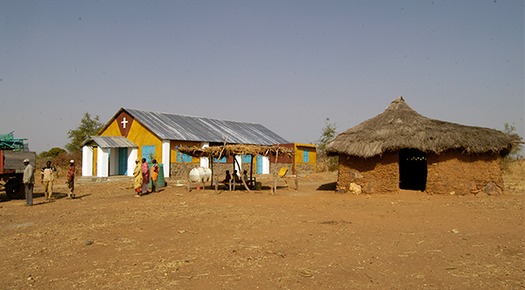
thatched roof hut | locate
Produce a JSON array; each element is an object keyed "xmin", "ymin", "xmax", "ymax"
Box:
[
  {"xmin": 327, "ymin": 97, "xmax": 515, "ymax": 158},
  {"xmin": 326, "ymin": 97, "xmax": 518, "ymax": 195}
]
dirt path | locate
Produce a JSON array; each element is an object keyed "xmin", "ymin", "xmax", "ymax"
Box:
[{"xmin": 1, "ymin": 169, "xmax": 523, "ymax": 289}]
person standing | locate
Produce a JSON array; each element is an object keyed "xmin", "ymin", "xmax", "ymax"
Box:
[
  {"xmin": 141, "ymin": 158, "xmax": 149, "ymax": 195},
  {"xmin": 22, "ymin": 159, "xmax": 34, "ymax": 206},
  {"xmin": 133, "ymin": 159, "xmax": 143, "ymax": 197},
  {"xmin": 150, "ymin": 159, "xmax": 159, "ymax": 193},
  {"xmin": 66, "ymin": 160, "xmax": 76, "ymax": 199},
  {"xmin": 41, "ymin": 160, "xmax": 56, "ymax": 200}
]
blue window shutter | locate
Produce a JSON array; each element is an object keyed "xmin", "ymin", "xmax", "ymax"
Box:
[
  {"xmin": 177, "ymin": 151, "xmax": 193, "ymax": 163},
  {"xmin": 142, "ymin": 145, "xmax": 155, "ymax": 163},
  {"xmin": 241, "ymin": 154, "xmax": 251, "ymax": 163},
  {"xmin": 303, "ymin": 150, "xmax": 309, "ymax": 163},
  {"xmin": 183, "ymin": 153, "xmax": 192, "ymax": 163},
  {"xmin": 213, "ymin": 156, "xmax": 226, "ymax": 163}
]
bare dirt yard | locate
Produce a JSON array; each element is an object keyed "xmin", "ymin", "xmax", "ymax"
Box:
[{"xmin": 1, "ymin": 161, "xmax": 524, "ymax": 289}]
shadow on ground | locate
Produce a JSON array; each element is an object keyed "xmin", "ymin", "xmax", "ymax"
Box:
[{"xmin": 317, "ymin": 182, "xmax": 336, "ymax": 191}]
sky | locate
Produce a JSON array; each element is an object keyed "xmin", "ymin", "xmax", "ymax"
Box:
[{"xmin": 1, "ymin": 0, "xmax": 523, "ymax": 153}]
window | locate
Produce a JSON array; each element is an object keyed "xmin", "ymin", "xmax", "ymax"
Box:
[
  {"xmin": 177, "ymin": 151, "xmax": 193, "ymax": 163},
  {"xmin": 213, "ymin": 156, "xmax": 226, "ymax": 163},
  {"xmin": 303, "ymin": 150, "xmax": 309, "ymax": 163},
  {"xmin": 142, "ymin": 145, "xmax": 155, "ymax": 163},
  {"xmin": 241, "ymin": 154, "xmax": 251, "ymax": 163}
]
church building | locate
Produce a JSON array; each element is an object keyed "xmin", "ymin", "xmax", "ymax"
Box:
[{"xmin": 81, "ymin": 108, "xmax": 293, "ymax": 179}]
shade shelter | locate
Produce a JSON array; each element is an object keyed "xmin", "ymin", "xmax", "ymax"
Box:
[
  {"xmin": 178, "ymin": 144, "xmax": 294, "ymax": 192},
  {"xmin": 326, "ymin": 97, "xmax": 517, "ymax": 195}
]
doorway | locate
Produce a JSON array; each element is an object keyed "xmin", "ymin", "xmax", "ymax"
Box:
[
  {"xmin": 399, "ymin": 148, "xmax": 427, "ymax": 191},
  {"xmin": 118, "ymin": 148, "xmax": 128, "ymax": 175}
]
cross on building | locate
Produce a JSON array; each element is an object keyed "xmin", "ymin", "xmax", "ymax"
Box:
[{"xmin": 121, "ymin": 117, "xmax": 128, "ymax": 129}]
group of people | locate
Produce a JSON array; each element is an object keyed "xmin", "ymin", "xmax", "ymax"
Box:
[
  {"xmin": 22, "ymin": 157, "xmax": 159, "ymax": 204},
  {"xmin": 133, "ymin": 158, "xmax": 160, "ymax": 197},
  {"xmin": 22, "ymin": 159, "xmax": 76, "ymax": 206},
  {"xmin": 222, "ymin": 169, "xmax": 252, "ymax": 189}
]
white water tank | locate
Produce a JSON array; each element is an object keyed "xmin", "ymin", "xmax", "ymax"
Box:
[{"xmin": 189, "ymin": 167, "xmax": 212, "ymax": 183}]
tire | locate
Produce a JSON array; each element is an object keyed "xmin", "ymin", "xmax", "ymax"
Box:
[{"xmin": 5, "ymin": 175, "xmax": 24, "ymax": 199}]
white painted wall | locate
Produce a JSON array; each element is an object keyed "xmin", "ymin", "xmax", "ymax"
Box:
[
  {"xmin": 82, "ymin": 146, "xmax": 93, "ymax": 177},
  {"xmin": 127, "ymin": 148, "xmax": 138, "ymax": 177},
  {"xmin": 200, "ymin": 142, "xmax": 210, "ymax": 168},
  {"xmin": 97, "ymin": 147, "xmax": 109, "ymax": 177},
  {"xmin": 261, "ymin": 156, "xmax": 270, "ymax": 174},
  {"xmin": 162, "ymin": 140, "xmax": 170, "ymax": 178},
  {"xmin": 234, "ymin": 155, "xmax": 242, "ymax": 177}
]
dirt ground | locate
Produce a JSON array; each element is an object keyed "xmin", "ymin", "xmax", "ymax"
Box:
[{"xmin": 1, "ymin": 161, "xmax": 523, "ymax": 289}]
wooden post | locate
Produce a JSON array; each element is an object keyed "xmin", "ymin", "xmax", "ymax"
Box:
[
  {"xmin": 250, "ymin": 155, "xmax": 254, "ymax": 186},
  {"xmin": 240, "ymin": 174, "xmax": 251, "ymax": 193},
  {"xmin": 214, "ymin": 174, "xmax": 218, "ymax": 193},
  {"xmin": 272, "ymin": 150, "xmax": 279, "ymax": 195},
  {"xmin": 210, "ymin": 157, "xmax": 215, "ymax": 187}
]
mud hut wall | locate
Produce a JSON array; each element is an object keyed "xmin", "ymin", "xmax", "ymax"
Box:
[
  {"xmin": 337, "ymin": 152, "xmax": 399, "ymax": 193},
  {"xmin": 426, "ymin": 151, "xmax": 504, "ymax": 194}
]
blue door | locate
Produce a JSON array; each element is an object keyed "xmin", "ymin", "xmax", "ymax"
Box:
[
  {"xmin": 118, "ymin": 148, "xmax": 127, "ymax": 175},
  {"xmin": 142, "ymin": 145, "xmax": 155, "ymax": 163}
]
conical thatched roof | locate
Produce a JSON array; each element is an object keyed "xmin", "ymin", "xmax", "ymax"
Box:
[{"xmin": 326, "ymin": 97, "xmax": 516, "ymax": 158}]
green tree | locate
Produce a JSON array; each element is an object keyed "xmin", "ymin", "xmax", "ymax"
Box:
[
  {"xmin": 503, "ymin": 122, "xmax": 523, "ymax": 160},
  {"xmin": 317, "ymin": 118, "xmax": 338, "ymax": 171},
  {"xmin": 66, "ymin": 113, "xmax": 103, "ymax": 153},
  {"xmin": 39, "ymin": 147, "xmax": 67, "ymax": 159}
]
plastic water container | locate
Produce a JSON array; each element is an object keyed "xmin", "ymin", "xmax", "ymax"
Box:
[
  {"xmin": 148, "ymin": 163, "xmax": 166, "ymax": 188},
  {"xmin": 189, "ymin": 168, "xmax": 201, "ymax": 182}
]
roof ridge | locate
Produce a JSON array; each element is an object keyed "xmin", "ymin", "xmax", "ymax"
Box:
[{"xmin": 123, "ymin": 108, "xmax": 261, "ymax": 125}]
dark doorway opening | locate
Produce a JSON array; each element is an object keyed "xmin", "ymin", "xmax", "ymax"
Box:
[{"xmin": 399, "ymin": 148, "xmax": 427, "ymax": 191}]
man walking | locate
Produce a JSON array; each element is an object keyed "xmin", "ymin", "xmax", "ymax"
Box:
[
  {"xmin": 41, "ymin": 160, "xmax": 56, "ymax": 200},
  {"xmin": 66, "ymin": 159, "xmax": 76, "ymax": 199},
  {"xmin": 23, "ymin": 159, "xmax": 34, "ymax": 206}
]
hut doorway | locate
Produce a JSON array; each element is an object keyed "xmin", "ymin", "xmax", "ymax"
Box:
[{"xmin": 399, "ymin": 149, "xmax": 427, "ymax": 191}]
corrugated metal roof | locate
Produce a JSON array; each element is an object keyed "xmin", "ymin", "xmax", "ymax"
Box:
[
  {"xmin": 124, "ymin": 108, "xmax": 288, "ymax": 145},
  {"xmin": 86, "ymin": 136, "xmax": 137, "ymax": 148}
]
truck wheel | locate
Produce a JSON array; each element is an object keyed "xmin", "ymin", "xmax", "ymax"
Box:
[{"xmin": 5, "ymin": 178, "xmax": 24, "ymax": 199}]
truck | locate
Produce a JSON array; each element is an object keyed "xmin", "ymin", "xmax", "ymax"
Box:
[{"xmin": 0, "ymin": 132, "xmax": 36, "ymax": 200}]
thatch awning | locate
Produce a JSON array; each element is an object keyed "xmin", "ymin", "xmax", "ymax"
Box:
[
  {"xmin": 326, "ymin": 97, "xmax": 517, "ymax": 158},
  {"xmin": 177, "ymin": 144, "xmax": 294, "ymax": 159}
]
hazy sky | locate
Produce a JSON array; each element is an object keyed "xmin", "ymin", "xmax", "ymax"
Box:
[{"xmin": 1, "ymin": 0, "xmax": 523, "ymax": 153}]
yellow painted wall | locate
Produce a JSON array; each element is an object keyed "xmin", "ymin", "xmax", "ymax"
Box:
[
  {"xmin": 294, "ymin": 144, "xmax": 317, "ymax": 165},
  {"xmin": 101, "ymin": 120, "xmax": 121, "ymax": 137},
  {"xmin": 294, "ymin": 143, "xmax": 317, "ymax": 173},
  {"xmin": 100, "ymin": 118, "xmax": 163, "ymax": 161},
  {"xmin": 170, "ymin": 141, "xmax": 200, "ymax": 163},
  {"xmin": 93, "ymin": 147, "xmax": 98, "ymax": 176}
]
